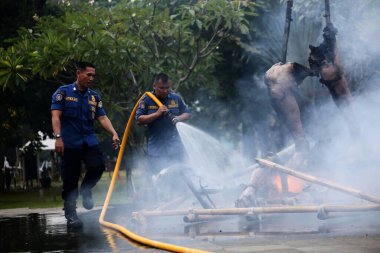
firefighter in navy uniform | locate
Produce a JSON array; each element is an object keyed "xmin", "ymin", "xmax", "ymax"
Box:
[
  {"xmin": 135, "ymin": 73, "xmax": 191, "ymax": 177},
  {"xmin": 51, "ymin": 61, "xmax": 119, "ymax": 228}
]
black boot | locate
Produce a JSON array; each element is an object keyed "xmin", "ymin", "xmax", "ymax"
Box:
[
  {"xmin": 81, "ymin": 190, "xmax": 94, "ymax": 210},
  {"xmin": 64, "ymin": 202, "xmax": 83, "ymax": 228}
]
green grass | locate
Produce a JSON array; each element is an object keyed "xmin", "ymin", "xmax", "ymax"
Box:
[
  {"xmin": 0, "ymin": 184, "xmax": 62, "ymax": 209},
  {"xmin": 0, "ymin": 170, "xmax": 134, "ymax": 209}
]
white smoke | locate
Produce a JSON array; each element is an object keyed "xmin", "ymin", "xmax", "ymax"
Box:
[{"xmin": 126, "ymin": 0, "xmax": 380, "ymax": 234}]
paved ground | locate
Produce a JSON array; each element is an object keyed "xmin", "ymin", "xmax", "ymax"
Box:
[{"xmin": 1, "ymin": 204, "xmax": 380, "ymax": 252}]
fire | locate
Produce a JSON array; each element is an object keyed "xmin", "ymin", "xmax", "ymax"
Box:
[{"xmin": 274, "ymin": 173, "xmax": 305, "ymax": 193}]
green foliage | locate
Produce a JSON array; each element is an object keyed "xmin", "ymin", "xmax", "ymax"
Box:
[
  {"xmin": 0, "ymin": 0, "xmax": 258, "ymax": 153},
  {"xmin": 0, "ymin": 46, "xmax": 30, "ymax": 91},
  {"xmin": 0, "ymin": 0, "xmax": 48, "ymax": 45}
]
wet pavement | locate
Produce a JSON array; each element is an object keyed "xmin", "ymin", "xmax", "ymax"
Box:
[{"xmin": 1, "ymin": 204, "xmax": 380, "ymax": 252}]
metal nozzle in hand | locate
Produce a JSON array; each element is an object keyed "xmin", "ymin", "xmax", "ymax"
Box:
[
  {"xmin": 113, "ymin": 139, "xmax": 120, "ymax": 149},
  {"xmin": 165, "ymin": 111, "xmax": 179, "ymax": 125}
]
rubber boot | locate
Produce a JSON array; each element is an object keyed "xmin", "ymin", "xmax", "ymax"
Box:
[
  {"xmin": 64, "ymin": 202, "xmax": 83, "ymax": 229},
  {"xmin": 81, "ymin": 190, "xmax": 94, "ymax": 210}
]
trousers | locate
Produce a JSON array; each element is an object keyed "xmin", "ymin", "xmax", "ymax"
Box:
[{"xmin": 61, "ymin": 144, "xmax": 105, "ymax": 204}]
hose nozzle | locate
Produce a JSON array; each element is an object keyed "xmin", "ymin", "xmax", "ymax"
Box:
[{"xmin": 165, "ymin": 111, "xmax": 179, "ymax": 125}]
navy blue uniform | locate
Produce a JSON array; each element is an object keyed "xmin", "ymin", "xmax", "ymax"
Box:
[
  {"xmin": 51, "ymin": 83, "xmax": 106, "ymax": 203},
  {"xmin": 135, "ymin": 91, "xmax": 190, "ymax": 173},
  {"xmin": 51, "ymin": 83, "xmax": 106, "ymax": 148}
]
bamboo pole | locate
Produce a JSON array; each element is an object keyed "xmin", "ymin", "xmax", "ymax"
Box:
[
  {"xmin": 228, "ymin": 144, "xmax": 295, "ymax": 179},
  {"xmin": 324, "ymin": 0, "xmax": 331, "ymax": 25},
  {"xmin": 132, "ymin": 204, "xmax": 380, "ymax": 218},
  {"xmin": 132, "ymin": 209, "xmax": 188, "ymax": 218},
  {"xmin": 256, "ymin": 158, "xmax": 380, "ymax": 204},
  {"xmin": 281, "ymin": 0, "xmax": 294, "ymax": 63}
]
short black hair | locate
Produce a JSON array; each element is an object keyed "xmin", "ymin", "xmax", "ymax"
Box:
[
  {"xmin": 154, "ymin": 73, "xmax": 169, "ymax": 84},
  {"xmin": 76, "ymin": 61, "xmax": 95, "ymax": 71}
]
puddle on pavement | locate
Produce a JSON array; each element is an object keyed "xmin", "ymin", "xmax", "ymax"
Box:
[
  {"xmin": 1, "ymin": 206, "xmax": 380, "ymax": 252},
  {"xmin": 0, "ymin": 209, "xmax": 139, "ymax": 252}
]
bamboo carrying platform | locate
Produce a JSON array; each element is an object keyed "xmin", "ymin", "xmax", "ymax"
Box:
[
  {"xmin": 132, "ymin": 204, "xmax": 380, "ymax": 222},
  {"xmin": 132, "ymin": 158, "xmax": 380, "ymax": 223}
]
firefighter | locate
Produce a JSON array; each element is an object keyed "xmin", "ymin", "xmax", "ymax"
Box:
[
  {"xmin": 135, "ymin": 73, "xmax": 191, "ymax": 208},
  {"xmin": 51, "ymin": 61, "xmax": 120, "ymax": 228},
  {"xmin": 135, "ymin": 73, "xmax": 191, "ymax": 177}
]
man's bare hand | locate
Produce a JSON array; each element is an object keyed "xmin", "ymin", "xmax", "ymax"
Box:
[
  {"xmin": 55, "ymin": 138, "xmax": 64, "ymax": 155},
  {"xmin": 112, "ymin": 135, "xmax": 120, "ymax": 150},
  {"xmin": 157, "ymin": 105, "xmax": 168, "ymax": 116},
  {"xmin": 172, "ymin": 116, "xmax": 180, "ymax": 125}
]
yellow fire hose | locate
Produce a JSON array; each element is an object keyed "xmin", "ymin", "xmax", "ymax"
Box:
[{"xmin": 99, "ymin": 92, "xmax": 210, "ymax": 253}]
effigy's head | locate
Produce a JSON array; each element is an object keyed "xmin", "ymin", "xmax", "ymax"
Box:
[
  {"xmin": 292, "ymin": 62, "xmax": 315, "ymax": 85},
  {"xmin": 308, "ymin": 45, "xmax": 325, "ymax": 74}
]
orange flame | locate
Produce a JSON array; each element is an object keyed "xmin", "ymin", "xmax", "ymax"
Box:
[{"xmin": 274, "ymin": 173, "xmax": 305, "ymax": 193}]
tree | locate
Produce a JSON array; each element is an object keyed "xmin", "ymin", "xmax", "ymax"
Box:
[
  {"xmin": 0, "ymin": 0, "xmax": 48, "ymax": 46},
  {"xmin": 0, "ymin": 0, "xmax": 59, "ymax": 155},
  {"xmin": 0, "ymin": 0, "xmax": 258, "ymax": 155}
]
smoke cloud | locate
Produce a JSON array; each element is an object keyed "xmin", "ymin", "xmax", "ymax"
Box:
[
  {"xmin": 125, "ymin": 1, "xmax": 380, "ymax": 235},
  {"xmin": 239, "ymin": 0, "xmax": 380, "ymax": 201}
]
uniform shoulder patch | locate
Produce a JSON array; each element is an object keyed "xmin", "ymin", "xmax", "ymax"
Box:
[
  {"xmin": 98, "ymin": 101, "xmax": 103, "ymax": 108},
  {"xmin": 56, "ymin": 93, "xmax": 63, "ymax": 101}
]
